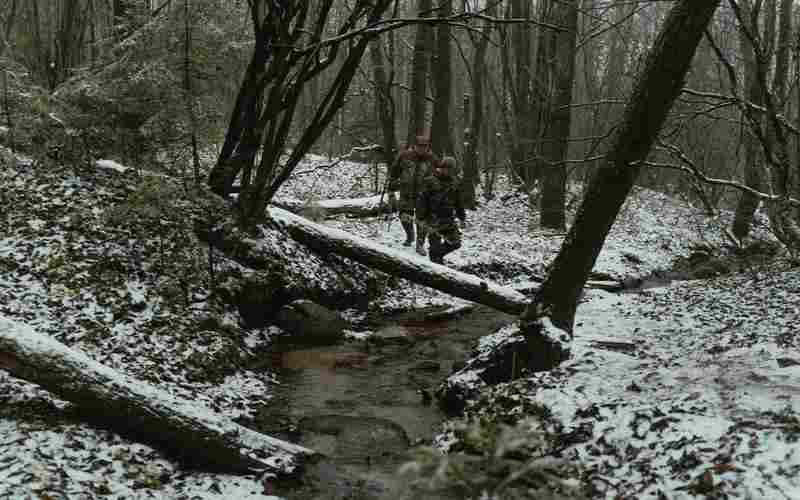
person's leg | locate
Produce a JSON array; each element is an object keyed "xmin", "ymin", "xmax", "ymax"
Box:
[
  {"xmin": 428, "ymin": 231, "xmax": 443, "ymax": 263},
  {"xmin": 438, "ymin": 226, "xmax": 462, "ymax": 261},
  {"xmin": 399, "ymin": 211, "xmax": 415, "ymax": 246},
  {"xmin": 415, "ymin": 218, "xmax": 427, "ymax": 256},
  {"xmin": 398, "ymin": 190, "xmax": 416, "ymax": 246}
]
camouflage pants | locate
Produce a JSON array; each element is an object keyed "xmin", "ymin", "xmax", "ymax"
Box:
[
  {"xmin": 428, "ymin": 223, "xmax": 462, "ymax": 263},
  {"xmin": 399, "ymin": 209, "xmax": 427, "ymax": 244}
]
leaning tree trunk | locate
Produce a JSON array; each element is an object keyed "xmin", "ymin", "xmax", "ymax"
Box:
[
  {"xmin": 0, "ymin": 317, "xmax": 316, "ymax": 476},
  {"xmin": 270, "ymin": 207, "xmax": 530, "ymax": 315},
  {"xmin": 519, "ymin": 0, "xmax": 721, "ymax": 371}
]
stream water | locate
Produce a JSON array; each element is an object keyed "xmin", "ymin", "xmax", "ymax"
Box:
[{"xmin": 253, "ymin": 304, "xmax": 515, "ymax": 500}]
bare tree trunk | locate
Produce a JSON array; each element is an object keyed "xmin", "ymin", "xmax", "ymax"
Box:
[
  {"xmin": 430, "ymin": 0, "xmax": 453, "ymax": 155},
  {"xmin": 183, "ymin": 0, "xmax": 201, "ymax": 184},
  {"xmin": 370, "ymin": 38, "xmax": 397, "ymax": 167},
  {"xmin": 88, "ymin": 0, "xmax": 97, "ymax": 65},
  {"xmin": 56, "ymin": 0, "xmax": 80, "ymax": 84},
  {"xmin": 509, "ymin": 0, "xmax": 536, "ymax": 186},
  {"xmin": 539, "ymin": 0, "xmax": 578, "ymax": 231},
  {"xmin": 207, "ymin": 2, "xmax": 393, "ymax": 230},
  {"xmin": 732, "ymin": 0, "xmax": 769, "ymax": 240},
  {"xmin": 769, "ymin": 0, "xmax": 797, "ymax": 225},
  {"xmin": 1, "ymin": 0, "xmax": 18, "ymax": 56},
  {"xmin": 0, "ymin": 317, "xmax": 316, "ymax": 475},
  {"xmin": 462, "ymin": 1, "xmax": 495, "ymax": 210},
  {"xmin": 407, "ymin": 0, "xmax": 433, "ymax": 144},
  {"xmin": 592, "ymin": 1, "xmax": 634, "ymax": 172},
  {"xmin": 519, "ymin": 0, "xmax": 720, "ymax": 371},
  {"xmin": 30, "ymin": 0, "xmax": 50, "ymax": 88},
  {"xmin": 729, "ymin": 0, "xmax": 800, "ymax": 248},
  {"xmin": 462, "ymin": 94, "xmax": 478, "ymax": 209},
  {"xmin": 208, "ymin": 47, "xmax": 264, "ymax": 197},
  {"xmin": 1, "ymin": 70, "xmax": 11, "ymax": 148},
  {"xmin": 1, "ymin": 0, "xmax": 17, "ymax": 148},
  {"xmin": 113, "ymin": 0, "xmax": 127, "ymax": 22},
  {"xmin": 747, "ymin": 0, "xmax": 800, "ymax": 248}
]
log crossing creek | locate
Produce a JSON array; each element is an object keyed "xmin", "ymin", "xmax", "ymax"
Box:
[{"xmin": 252, "ymin": 303, "xmax": 516, "ymax": 500}]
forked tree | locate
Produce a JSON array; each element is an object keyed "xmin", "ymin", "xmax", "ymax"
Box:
[{"xmin": 207, "ymin": 1, "xmax": 393, "ymax": 228}]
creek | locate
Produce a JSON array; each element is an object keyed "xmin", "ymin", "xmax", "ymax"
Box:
[{"xmin": 252, "ymin": 304, "xmax": 515, "ymax": 500}]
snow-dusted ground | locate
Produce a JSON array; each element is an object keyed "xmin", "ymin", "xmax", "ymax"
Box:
[
  {"xmin": 1, "ymin": 150, "xmax": 798, "ymax": 499},
  {"xmin": 538, "ymin": 277, "xmax": 800, "ymax": 499}
]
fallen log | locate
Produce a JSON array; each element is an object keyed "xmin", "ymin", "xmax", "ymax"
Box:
[
  {"xmin": 0, "ymin": 316, "xmax": 316, "ymax": 476},
  {"xmin": 270, "ymin": 207, "xmax": 530, "ymax": 315},
  {"xmin": 272, "ymin": 192, "xmax": 396, "ymax": 219}
]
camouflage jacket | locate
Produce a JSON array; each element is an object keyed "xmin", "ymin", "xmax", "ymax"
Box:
[
  {"xmin": 417, "ymin": 173, "xmax": 466, "ymax": 228},
  {"xmin": 388, "ymin": 149, "xmax": 436, "ymax": 198}
]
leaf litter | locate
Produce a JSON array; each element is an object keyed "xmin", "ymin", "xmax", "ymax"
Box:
[{"xmin": 0, "ymin": 150, "xmax": 798, "ymax": 499}]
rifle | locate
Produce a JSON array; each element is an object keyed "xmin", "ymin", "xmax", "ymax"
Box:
[{"xmin": 375, "ymin": 166, "xmax": 395, "ymax": 233}]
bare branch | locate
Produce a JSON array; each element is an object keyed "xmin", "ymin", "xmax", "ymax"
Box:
[
  {"xmin": 645, "ymin": 140, "xmax": 800, "ymax": 207},
  {"xmin": 292, "ymin": 12, "xmax": 568, "ymax": 55},
  {"xmin": 681, "ymin": 87, "xmax": 800, "ymax": 136}
]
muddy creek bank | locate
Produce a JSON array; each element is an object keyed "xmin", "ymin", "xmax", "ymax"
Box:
[{"xmin": 252, "ymin": 304, "xmax": 515, "ymax": 500}]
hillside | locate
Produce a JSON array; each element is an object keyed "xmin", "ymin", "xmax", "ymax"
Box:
[{"xmin": 1, "ymin": 150, "xmax": 798, "ymax": 499}]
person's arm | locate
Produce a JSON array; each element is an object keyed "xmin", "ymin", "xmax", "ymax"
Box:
[
  {"xmin": 388, "ymin": 158, "xmax": 400, "ymax": 191},
  {"xmin": 388, "ymin": 150, "xmax": 409, "ymax": 191}
]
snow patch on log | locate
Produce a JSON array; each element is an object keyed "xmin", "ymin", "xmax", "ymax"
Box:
[
  {"xmin": 0, "ymin": 316, "xmax": 315, "ymax": 475},
  {"xmin": 270, "ymin": 207, "xmax": 529, "ymax": 314},
  {"xmin": 274, "ymin": 192, "xmax": 396, "ymax": 214}
]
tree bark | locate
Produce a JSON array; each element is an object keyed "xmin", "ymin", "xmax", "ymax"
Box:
[
  {"xmin": 207, "ymin": 2, "xmax": 393, "ymax": 230},
  {"xmin": 270, "ymin": 207, "xmax": 530, "ymax": 316},
  {"xmin": 508, "ymin": 0, "xmax": 537, "ymax": 186},
  {"xmin": 430, "ymin": 0, "xmax": 454, "ymax": 155},
  {"xmin": 1, "ymin": 0, "xmax": 16, "ymax": 147},
  {"xmin": 407, "ymin": 0, "xmax": 433, "ymax": 144},
  {"xmin": 519, "ymin": 0, "xmax": 720, "ymax": 370},
  {"xmin": 462, "ymin": 1, "xmax": 496, "ymax": 210},
  {"xmin": 370, "ymin": 38, "xmax": 397, "ymax": 167},
  {"xmin": 732, "ymin": 0, "xmax": 768, "ymax": 240},
  {"xmin": 730, "ymin": 0, "xmax": 800, "ymax": 248},
  {"xmin": 0, "ymin": 316, "xmax": 316, "ymax": 476},
  {"xmin": 539, "ymin": 0, "xmax": 578, "ymax": 231}
]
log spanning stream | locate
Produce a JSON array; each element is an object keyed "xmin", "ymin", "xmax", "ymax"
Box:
[{"xmin": 254, "ymin": 304, "xmax": 516, "ymax": 500}]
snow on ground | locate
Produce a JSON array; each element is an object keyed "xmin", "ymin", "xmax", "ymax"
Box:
[
  {"xmin": 541, "ymin": 278, "xmax": 800, "ymax": 499},
  {"xmin": 279, "ymin": 155, "xmax": 800, "ymax": 499},
  {"xmin": 0, "ymin": 149, "xmax": 797, "ymax": 499}
]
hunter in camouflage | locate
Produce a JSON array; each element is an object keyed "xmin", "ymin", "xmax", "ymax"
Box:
[
  {"xmin": 416, "ymin": 156, "xmax": 466, "ymax": 265},
  {"xmin": 387, "ymin": 134, "xmax": 437, "ymax": 255}
]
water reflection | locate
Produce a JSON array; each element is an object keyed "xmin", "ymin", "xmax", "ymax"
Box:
[{"xmin": 271, "ymin": 349, "xmax": 370, "ymax": 371}]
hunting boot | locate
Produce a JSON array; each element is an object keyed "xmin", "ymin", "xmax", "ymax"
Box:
[
  {"xmin": 415, "ymin": 224, "xmax": 427, "ymax": 256},
  {"xmin": 401, "ymin": 220, "xmax": 415, "ymax": 246}
]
